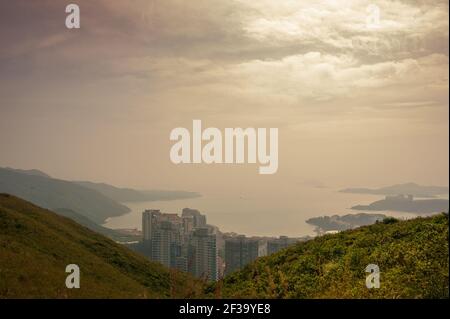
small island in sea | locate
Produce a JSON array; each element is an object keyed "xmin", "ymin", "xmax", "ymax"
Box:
[
  {"xmin": 351, "ymin": 194, "xmax": 449, "ymax": 214},
  {"xmin": 340, "ymin": 182, "xmax": 448, "ymax": 198}
]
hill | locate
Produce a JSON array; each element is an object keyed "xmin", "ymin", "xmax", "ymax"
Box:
[
  {"xmin": 216, "ymin": 214, "xmax": 449, "ymax": 298},
  {"xmin": 0, "ymin": 167, "xmax": 130, "ymax": 224},
  {"xmin": 351, "ymin": 195, "xmax": 448, "ymax": 214},
  {"xmin": 75, "ymin": 181, "xmax": 201, "ymax": 203},
  {"xmin": 340, "ymin": 183, "xmax": 449, "ymax": 198},
  {"xmin": 0, "ymin": 194, "xmax": 203, "ymax": 298},
  {"xmin": 1, "ymin": 167, "xmax": 51, "ymax": 178}
]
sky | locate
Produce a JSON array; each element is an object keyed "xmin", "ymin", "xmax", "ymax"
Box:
[{"xmin": 0, "ymin": 1, "xmax": 448, "ymax": 234}]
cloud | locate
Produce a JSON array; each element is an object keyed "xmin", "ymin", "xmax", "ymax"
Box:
[
  {"xmin": 0, "ymin": 0, "xmax": 447, "ymax": 202},
  {"xmin": 0, "ymin": 0, "xmax": 448, "ymax": 136}
]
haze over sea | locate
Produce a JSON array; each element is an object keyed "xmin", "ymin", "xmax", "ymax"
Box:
[{"xmin": 104, "ymin": 186, "xmax": 422, "ymax": 237}]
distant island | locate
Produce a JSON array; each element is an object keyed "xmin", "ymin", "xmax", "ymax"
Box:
[
  {"xmin": 351, "ymin": 194, "xmax": 449, "ymax": 214},
  {"xmin": 306, "ymin": 213, "xmax": 387, "ymax": 235},
  {"xmin": 340, "ymin": 182, "xmax": 448, "ymax": 198}
]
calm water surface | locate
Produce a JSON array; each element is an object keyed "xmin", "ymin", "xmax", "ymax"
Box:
[{"xmin": 103, "ymin": 187, "xmax": 423, "ymax": 237}]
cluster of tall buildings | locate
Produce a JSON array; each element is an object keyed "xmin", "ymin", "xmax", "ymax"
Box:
[
  {"xmin": 266, "ymin": 236, "xmax": 299, "ymax": 255},
  {"xmin": 140, "ymin": 208, "xmax": 308, "ymax": 281},
  {"xmin": 141, "ymin": 208, "xmax": 218, "ymax": 281},
  {"xmin": 223, "ymin": 235, "xmax": 302, "ymax": 275}
]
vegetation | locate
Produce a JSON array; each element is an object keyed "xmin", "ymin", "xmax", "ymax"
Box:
[
  {"xmin": 306, "ymin": 213, "xmax": 387, "ymax": 234},
  {"xmin": 1, "ymin": 193, "xmax": 448, "ymax": 299},
  {"xmin": 381, "ymin": 217, "xmax": 399, "ymax": 224},
  {"xmin": 214, "ymin": 213, "xmax": 449, "ymax": 298},
  {"xmin": 0, "ymin": 194, "xmax": 204, "ymax": 298}
]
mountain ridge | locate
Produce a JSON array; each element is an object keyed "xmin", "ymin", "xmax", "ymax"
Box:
[
  {"xmin": 0, "ymin": 167, "xmax": 202, "ymax": 225},
  {"xmin": 340, "ymin": 182, "xmax": 449, "ymax": 198},
  {"xmin": 75, "ymin": 180, "xmax": 201, "ymax": 203},
  {"xmin": 0, "ymin": 167, "xmax": 129, "ymax": 224},
  {"xmin": 351, "ymin": 196, "xmax": 449, "ymax": 214}
]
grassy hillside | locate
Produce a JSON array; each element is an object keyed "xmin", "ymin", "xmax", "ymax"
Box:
[
  {"xmin": 0, "ymin": 194, "xmax": 203, "ymax": 298},
  {"xmin": 216, "ymin": 214, "xmax": 449, "ymax": 299}
]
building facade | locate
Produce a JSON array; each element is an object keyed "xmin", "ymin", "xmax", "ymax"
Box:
[
  {"xmin": 141, "ymin": 208, "xmax": 217, "ymax": 281},
  {"xmin": 224, "ymin": 236, "xmax": 259, "ymax": 276},
  {"xmin": 188, "ymin": 228, "xmax": 218, "ymax": 281}
]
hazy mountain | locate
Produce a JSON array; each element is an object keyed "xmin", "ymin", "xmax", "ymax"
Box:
[
  {"xmin": 1, "ymin": 167, "xmax": 51, "ymax": 178},
  {"xmin": 217, "ymin": 214, "xmax": 449, "ymax": 298},
  {"xmin": 75, "ymin": 181, "xmax": 201, "ymax": 203},
  {"xmin": 0, "ymin": 194, "xmax": 203, "ymax": 298},
  {"xmin": 340, "ymin": 182, "xmax": 449, "ymax": 198},
  {"xmin": 0, "ymin": 167, "xmax": 129, "ymax": 224},
  {"xmin": 306, "ymin": 213, "xmax": 387, "ymax": 233},
  {"xmin": 351, "ymin": 195, "xmax": 449, "ymax": 214}
]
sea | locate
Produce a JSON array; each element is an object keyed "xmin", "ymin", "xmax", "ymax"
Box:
[{"xmin": 103, "ymin": 186, "xmax": 427, "ymax": 237}]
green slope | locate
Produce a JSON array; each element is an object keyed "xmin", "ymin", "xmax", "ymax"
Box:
[
  {"xmin": 0, "ymin": 194, "xmax": 203, "ymax": 298},
  {"xmin": 216, "ymin": 214, "xmax": 449, "ymax": 299}
]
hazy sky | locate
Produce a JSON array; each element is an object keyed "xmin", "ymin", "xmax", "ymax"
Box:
[{"xmin": 0, "ymin": 1, "xmax": 448, "ymax": 201}]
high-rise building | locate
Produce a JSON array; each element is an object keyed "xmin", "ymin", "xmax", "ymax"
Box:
[
  {"xmin": 267, "ymin": 236, "xmax": 297, "ymax": 255},
  {"xmin": 182, "ymin": 214, "xmax": 194, "ymax": 238},
  {"xmin": 182, "ymin": 208, "xmax": 207, "ymax": 228},
  {"xmin": 151, "ymin": 220, "xmax": 183, "ymax": 268},
  {"xmin": 224, "ymin": 236, "xmax": 259, "ymax": 275},
  {"xmin": 142, "ymin": 210, "xmax": 183, "ymax": 268},
  {"xmin": 141, "ymin": 209, "xmax": 161, "ymax": 258},
  {"xmin": 188, "ymin": 228, "xmax": 218, "ymax": 281},
  {"xmin": 142, "ymin": 209, "xmax": 161, "ymax": 241},
  {"xmin": 141, "ymin": 208, "xmax": 218, "ymax": 280}
]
